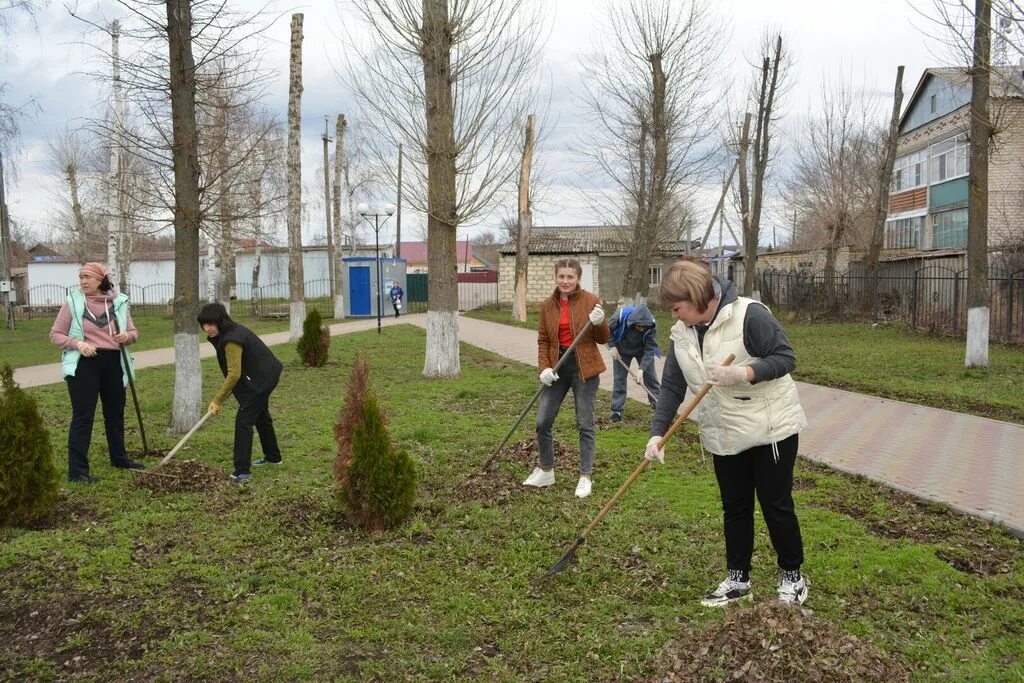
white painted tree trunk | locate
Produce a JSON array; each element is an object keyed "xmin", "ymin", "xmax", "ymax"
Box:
[
  {"xmin": 206, "ymin": 244, "xmax": 217, "ymax": 303},
  {"xmin": 290, "ymin": 300, "xmax": 306, "ymax": 341},
  {"xmin": 333, "ymin": 114, "xmax": 346, "ymax": 319},
  {"xmin": 286, "ymin": 13, "xmax": 305, "ymax": 342},
  {"xmin": 171, "ymin": 333, "xmax": 202, "ymax": 432},
  {"xmin": 965, "ymin": 307, "xmax": 990, "ymax": 368},
  {"xmin": 422, "ymin": 311, "xmax": 461, "ymax": 379}
]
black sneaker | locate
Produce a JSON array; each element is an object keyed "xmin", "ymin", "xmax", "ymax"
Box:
[
  {"xmin": 610, "ymin": 413, "xmax": 623, "ymax": 423},
  {"xmin": 700, "ymin": 577, "xmax": 752, "ymax": 607},
  {"xmin": 253, "ymin": 457, "xmax": 282, "ymax": 466},
  {"xmin": 113, "ymin": 459, "xmax": 145, "ymax": 470},
  {"xmin": 230, "ymin": 473, "xmax": 252, "ymax": 485},
  {"xmin": 68, "ymin": 474, "xmax": 99, "ymax": 484}
]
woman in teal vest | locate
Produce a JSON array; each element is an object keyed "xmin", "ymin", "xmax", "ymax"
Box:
[
  {"xmin": 645, "ymin": 260, "xmax": 808, "ymax": 608},
  {"xmin": 49, "ymin": 262, "xmax": 144, "ymax": 483}
]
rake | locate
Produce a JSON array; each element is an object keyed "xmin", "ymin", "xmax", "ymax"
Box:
[
  {"xmin": 611, "ymin": 353, "xmax": 659, "ymax": 405},
  {"xmin": 478, "ymin": 321, "xmax": 594, "ymax": 473},
  {"xmin": 535, "ymin": 354, "xmax": 735, "ymax": 584}
]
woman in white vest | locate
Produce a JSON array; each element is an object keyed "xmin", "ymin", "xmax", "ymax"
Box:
[
  {"xmin": 645, "ymin": 260, "xmax": 808, "ymax": 607},
  {"xmin": 49, "ymin": 262, "xmax": 144, "ymax": 483}
]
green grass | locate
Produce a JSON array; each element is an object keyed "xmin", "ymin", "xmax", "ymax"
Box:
[
  {"xmin": 2, "ymin": 312, "xmax": 329, "ymax": 370},
  {"xmin": 465, "ymin": 305, "xmax": 1024, "ymax": 424},
  {"xmin": 1, "ymin": 326, "xmax": 1021, "ymax": 680}
]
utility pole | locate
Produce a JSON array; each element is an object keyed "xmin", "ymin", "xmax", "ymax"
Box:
[
  {"xmin": 395, "ymin": 143, "xmax": 403, "ymax": 259},
  {"xmin": 0, "ymin": 152, "xmax": 15, "ymax": 330},
  {"xmin": 322, "ymin": 116, "xmax": 335, "ymax": 305}
]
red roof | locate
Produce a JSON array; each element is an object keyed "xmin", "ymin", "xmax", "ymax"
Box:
[{"xmin": 399, "ymin": 240, "xmax": 477, "ymax": 264}]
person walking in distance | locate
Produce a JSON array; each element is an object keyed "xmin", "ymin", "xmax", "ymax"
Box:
[
  {"xmin": 49, "ymin": 262, "xmax": 145, "ymax": 482},
  {"xmin": 523, "ymin": 259, "xmax": 609, "ymax": 499},
  {"xmin": 645, "ymin": 261, "xmax": 809, "ymax": 607},
  {"xmin": 607, "ymin": 303, "xmax": 661, "ymax": 422},
  {"xmin": 389, "ymin": 280, "xmax": 404, "ymax": 318},
  {"xmin": 199, "ymin": 302, "xmax": 284, "ymax": 484}
]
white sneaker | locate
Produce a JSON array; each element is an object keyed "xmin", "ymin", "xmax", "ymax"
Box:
[
  {"xmin": 575, "ymin": 475, "xmax": 592, "ymax": 498},
  {"xmin": 777, "ymin": 576, "xmax": 808, "ymax": 605},
  {"xmin": 522, "ymin": 467, "xmax": 555, "ymax": 487}
]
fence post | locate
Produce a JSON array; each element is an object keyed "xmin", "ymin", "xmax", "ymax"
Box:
[
  {"xmin": 911, "ymin": 272, "xmax": 918, "ymax": 330},
  {"xmin": 1007, "ymin": 272, "xmax": 1014, "ymax": 341},
  {"xmin": 952, "ymin": 271, "xmax": 960, "ymax": 335},
  {"xmin": 871, "ymin": 270, "xmax": 879, "ymax": 324},
  {"xmin": 838, "ymin": 274, "xmax": 845, "ymax": 324}
]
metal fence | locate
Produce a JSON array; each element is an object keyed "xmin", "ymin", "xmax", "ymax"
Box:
[
  {"xmin": 759, "ymin": 266, "xmax": 1024, "ymax": 344},
  {"xmin": 14, "ymin": 275, "xmax": 502, "ymax": 321}
]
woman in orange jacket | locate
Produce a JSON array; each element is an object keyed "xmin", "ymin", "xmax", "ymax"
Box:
[{"xmin": 523, "ymin": 258, "xmax": 610, "ymax": 498}]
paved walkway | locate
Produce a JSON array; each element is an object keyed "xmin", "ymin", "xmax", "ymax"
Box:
[{"xmin": 16, "ymin": 312, "xmax": 1024, "ymax": 537}]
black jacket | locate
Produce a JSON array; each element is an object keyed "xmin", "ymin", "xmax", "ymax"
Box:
[{"xmin": 208, "ymin": 323, "xmax": 283, "ymax": 398}]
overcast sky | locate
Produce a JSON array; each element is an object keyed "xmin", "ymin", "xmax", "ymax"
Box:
[{"xmin": 2, "ymin": 0, "xmax": 950, "ymax": 249}]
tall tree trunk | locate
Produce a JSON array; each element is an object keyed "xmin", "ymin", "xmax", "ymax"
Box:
[
  {"xmin": 867, "ymin": 66, "xmax": 905, "ymax": 272},
  {"xmin": 322, "ymin": 118, "xmax": 335, "ymax": 314},
  {"xmin": 333, "ymin": 114, "xmax": 346, "ymax": 318},
  {"xmin": 748, "ymin": 37, "xmax": 783, "ymax": 298},
  {"xmin": 966, "ymin": 0, "xmax": 991, "ymax": 368},
  {"xmin": 512, "ymin": 114, "xmax": 535, "ymax": 322},
  {"xmin": 421, "ymin": 0, "xmax": 460, "ymax": 379},
  {"xmin": 216, "ymin": 100, "xmax": 234, "ymax": 312},
  {"xmin": 619, "ymin": 118, "xmax": 648, "ymax": 300},
  {"xmin": 66, "ymin": 165, "xmax": 88, "ymax": 236},
  {"xmin": 738, "ymin": 112, "xmax": 753, "ymax": 294},
  {"xmin": 251, "ymin": 182, "xmax": 262, "ymax": 316},
  {"xmin": 166, "ymin": 0, "xmax": 203, "ymax": 433},
  {"xmin": 286, "ymin": 13, "xmax": 306, "ymax": 341}
]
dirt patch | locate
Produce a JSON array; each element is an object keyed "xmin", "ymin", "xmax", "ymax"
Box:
[
  {"xmin": 23, "ymin": 491, "xmax": 104, "ymax": 530},
  {"xmin": 792, "ymin": 476, "xmax": 817, "ymax": 491},
  {"xmin": 132, "ymin": 459, "xmax": 229, "ymax": 494},
  {"xmin": 614, "ymin": 547, "xmax": 666, "ymax": 588},
  {"xmin": 641, "ymin": 601, "xmax": 910, "ymax": 682},
  {"xmin": 454, "ymin": 471, "xmax": 523, "ymax": 506}
]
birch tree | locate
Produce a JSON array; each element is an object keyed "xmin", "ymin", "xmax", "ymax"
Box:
[
  {"xmin": 346, "ymin": 0, "xmax": 543, "ymax": 379},
  {"xmin": 332, "ymin": 114, "xmax": 346, "ymax": 317},
  {"xmin": 512, "ymin": 114, "xmax": 535, "ymax": 322},
  {"xmin": 286, "ymin": 13, "xmax": 305, "ymax": 341}
]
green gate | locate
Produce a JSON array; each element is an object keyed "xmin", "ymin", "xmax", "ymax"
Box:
[{"xmin": 406, "ymin": 273, "xmax": 428, "ymax": 312}]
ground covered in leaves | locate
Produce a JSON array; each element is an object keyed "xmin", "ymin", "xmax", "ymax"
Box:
[{"xmin": 2, "ymin": 327, "xmax": 1021, "ymax": 681}]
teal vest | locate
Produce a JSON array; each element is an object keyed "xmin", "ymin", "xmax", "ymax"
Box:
[{"xmin": 60, "ymin": 289, "xmax": 136, "ymax": 387}]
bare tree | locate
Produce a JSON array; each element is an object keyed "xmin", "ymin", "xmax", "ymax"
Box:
[
  {"xmin": 578, "ymin": 0, "xmax": 724, "ymax": 302},
  {"xmin": 286, "ymin": 13, "xmax": 305, "ymax": 341},
  {"xmin": 736, "ymin": 31, "xmax": 792, "ymax": 299},
  {"xmin": 332, "ymin": 114, "xmax": 346, "ymax": 317},
  {"xmin": 48, "ymin": 127, "xmax": 105, "ymax": 259},
  {"xmin": 866, "ymin": 66, "xmax": 906, "ymax": 272},
  {"xmin": 512, "ymin": 113, "xmax": 535, "ymax": 321},
  {"xmin": 789, "ymin": 78, "xmax": 881, "ymax": 286},
  {"xmin": 345, "ymin": 0, "xmax": 543, "ymax": 378}
]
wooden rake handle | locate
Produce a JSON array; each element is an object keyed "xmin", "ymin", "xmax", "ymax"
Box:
[
  {"xmin": 157, "ymin": 410, "xmax": 214, "ymax": 467},
  {"xmin": 576, "ymin": 353, "xmax": 736, "ymax": 544}
]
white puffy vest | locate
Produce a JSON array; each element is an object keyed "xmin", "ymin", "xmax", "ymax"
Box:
[{"xmin": 670, "ymin": 297, "xmax": 807, "ymax": 456}]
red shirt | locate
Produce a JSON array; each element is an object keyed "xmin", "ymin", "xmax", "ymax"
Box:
[{"xmin": 558, "ymin": 298, "xmax": 574, "ymax": 347}]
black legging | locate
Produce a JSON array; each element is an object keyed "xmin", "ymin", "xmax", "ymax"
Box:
[
  {"xmin": 66, "ymin": 350, "xmax": 129, "ymax": 478},
  {"xmin": 712, "ymin": 434, "xmax": 804, "ymax": 572},
  {"xmin": 232, "ymin": 379, "xmax": 281, "ymax": 476}
]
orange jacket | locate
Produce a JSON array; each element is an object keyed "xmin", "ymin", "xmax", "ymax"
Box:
[{"xmin": 537, "ymin": 287, "xmax": 610, "ymax": 381}]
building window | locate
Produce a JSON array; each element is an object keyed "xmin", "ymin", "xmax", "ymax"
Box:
[
  {"xmin": 930, "ymin": 94, "xmax": 937, "ymax": 113},
  {"xmin": 930, "ymin": 135, "xmax": 969, "ymax": 183},
  {"xmin": 648, "ymin": 265, "xmax": 663, "ymax": 287},
  {"xmin": 891, "ymin": 149, "xmax": 928, "ymax": 192},
  {"xmin": 931, "ymin": 208, "xmax": 968, "ymax": 249},
  {"xmin": 884, "ymin": 216, "xmax": 922, "ymax": 249}
]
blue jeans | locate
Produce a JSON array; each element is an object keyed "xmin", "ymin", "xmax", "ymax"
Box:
[
  {"xmin": 611, "ymin": 354, "xmax": 660, "ymax": 415},
  {"xmin": 535, "ymin": 351, "xmax": 599, "ymax": 475}
]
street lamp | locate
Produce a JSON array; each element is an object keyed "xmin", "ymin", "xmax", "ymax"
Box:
[{"xmin": 357, "ymin": 202, "xmax": 396, "ymax": 335}]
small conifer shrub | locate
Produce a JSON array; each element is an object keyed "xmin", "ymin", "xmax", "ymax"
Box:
[
  {"xmin": 0, "ymin": 364, "xmax": 60, "ymax": 526},
  {"xmin": 333, "ymin": 358, "xmax": 416, "ymax": 531},
  {"xmin": 296, "ymin": 309, "xmax": 330, "ymax": 367}
]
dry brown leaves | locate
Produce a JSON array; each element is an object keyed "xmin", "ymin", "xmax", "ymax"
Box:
[
  {"xmin": 643, "ymin": 601, "xmax": 911, "ymax": 683},
  {"xmin": 132, "ymin": 459, "xmax": 228, "ymax": 494}
]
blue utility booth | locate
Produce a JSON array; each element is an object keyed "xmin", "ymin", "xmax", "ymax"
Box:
[{"xmin": 341, "ymin": 257, "xmax": 408, "ymax": 318}]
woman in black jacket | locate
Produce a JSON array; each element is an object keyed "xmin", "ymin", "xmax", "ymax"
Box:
[{"xmin": 198, "ymin": 303, "xmax": 284, "ymax": 483}]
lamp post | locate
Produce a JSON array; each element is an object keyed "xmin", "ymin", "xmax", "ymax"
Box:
[{"xmin": 357, "ymin": 202, "xmax": 396, "ymax": 334}]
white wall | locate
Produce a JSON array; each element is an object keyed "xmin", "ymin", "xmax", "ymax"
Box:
[{"xmin": 25, "ymin": 258, "xmax": 206, "ymax": 306}]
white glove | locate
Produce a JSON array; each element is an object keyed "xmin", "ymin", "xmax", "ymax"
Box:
[
  {"xmin": 707, "ymin": 364, "xmax": 749, "ymax": 387},
  {"xmin": 645, "ymin": 435, "xmax": 665, "ymax": 464},
  {"xmin": 589, "ymin": 304, "xmax": 604, "ymax": 326},
  {"xmin": 540, "ymin": 368, "xmax": 559, "ymax": 386},
  {"xmin": 609, "ymin": 347, "xmax": 620, "ymax": 362},
  {"xmin": 632, "ymin": 371, "xmax": 643, "ymax": 385}
]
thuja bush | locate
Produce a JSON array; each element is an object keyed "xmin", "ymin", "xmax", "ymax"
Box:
[
  {"xmin": 333, "ymin": 358, "xmax": 416, "ymax": 531},
  {"xmin": 0, "ymin": 363, "xmax": 59, "ymax": 526},
  {"xmin": 296, "ymin": 309, "xmax": 330, "ymax": 367}
]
